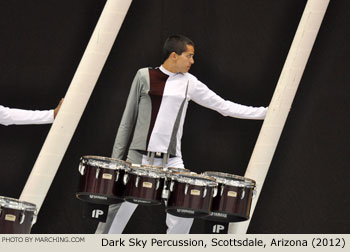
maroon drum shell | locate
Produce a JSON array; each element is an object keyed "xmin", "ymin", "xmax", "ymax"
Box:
[
  {"xmin": 124, "ymin": 174, "xmax": 165, "ymax": 205},
  {"xmin": 77, "ymin": 164, "xmax": 127, "ymax": 205},
  {"xmin": 0, "ymin": 202, "xmax": 36, "ymax": 234},
  {"xmin": 162, "ymin": 168, "xmax": 190, "ymax": 200},
  {"xmin": 207, "ymin": 184, "xmax": 254, "ymax": 222},
  {"xmin": 166, "ymin": 181, "xmax": 214, "ymax": 218}
]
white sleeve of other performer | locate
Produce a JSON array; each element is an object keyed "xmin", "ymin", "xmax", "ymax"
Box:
[
  {"xmin": 0, "ymin": 105, "xmax": 54, "ymax": 126},
  {"xmin": 189, "ymin": 79, "xmax": 267, "ymax": 120}
]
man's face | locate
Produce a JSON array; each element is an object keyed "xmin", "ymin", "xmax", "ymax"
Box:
[{"xmin": 175, "ymin": 45, "xmax": 195, "ymax": 73}]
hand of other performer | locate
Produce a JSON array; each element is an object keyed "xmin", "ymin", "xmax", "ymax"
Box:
[{"xmin": 54, "ymin": 98, "xmax": 64, "ymax": 118}]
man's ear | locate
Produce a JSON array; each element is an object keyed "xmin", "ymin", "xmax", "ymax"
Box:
[{"xmin": 169, "ymin": 52, "xmax": 178, "ymax": 60}]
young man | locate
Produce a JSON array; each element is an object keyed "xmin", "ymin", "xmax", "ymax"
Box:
[
  {"xmin": 96, "ymin": 34, "xmax": 267, "ymax": 234},
  {"xmin": 0, "ymin": 98, "xmax": 63, "ymax": 126}
]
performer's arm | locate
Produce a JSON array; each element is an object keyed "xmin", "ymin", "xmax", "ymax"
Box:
[
  {"xmin": 111, "ymin": 71, "xmax": 141, "ymax": 159},
  {"xmin": 190, "ymin": 79, "xmax": 267, "ymax": 120},
  {"xmin": 0, "ymin": 105, "xmax": 54, "ymax": 126}
]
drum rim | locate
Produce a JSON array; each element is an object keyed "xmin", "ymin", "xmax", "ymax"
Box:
[
  {"xmin": 129, "ymin": 165, "xmax": 167, "ymax": 178},
  {"xmin": 0, "ymin": 196, "xmax": 37, "ymax": 212},
  {"xmin": 131, "ymin": 164, "xmax": 164, "ymax": 169},
  {"xmin": 80, "ymin": 155, "xmax": 131, "ymax": 170},
  {"xmin": 170, "ymin": 172, "xmax": 218, "ymax": 187},
  {"xmin": 202, "ymin": 171, "xmax": 256, "ymax": 187},
  {"xmin": 165, "ymin": 167, "xmax": 190, "ymax": 172}
]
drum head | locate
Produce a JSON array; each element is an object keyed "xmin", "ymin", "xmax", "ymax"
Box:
[
  {"xmin": 0, "ymin": 196, "xmax": 37, "ymax": 212},
  {"xmin": 165, "ymin": 167, "xmax": 190, "ymax": 173},
  {"xmin": 170, "ymin": 172, "xmax": 217, "ymax": 187},
  {"xmin": 80, "ymin": 155, "xmax": 131, "ymax": 171},
  {"xmin": 129, "ymin": 165, "xmax": 166, "ymax": 178},
  {"xmin": 202, "ymin": 171, "xmax": 255, "ymax": 188}
]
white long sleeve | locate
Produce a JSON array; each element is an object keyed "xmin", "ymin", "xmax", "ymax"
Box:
[
  {"xmin": 190, "ymin": 79, "xmax": 267, "ymax": 120},
  {"xmin": 0, "ymin": 105, "xmax": 54, "ymax": 126}
]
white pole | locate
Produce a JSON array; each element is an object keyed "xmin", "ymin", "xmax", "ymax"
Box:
[
  {"xmin": 228, "ymin": 0, "xmax": 330, "ymax": 234},
  {"xmin": 20, "ymin": 0, "xmax": 132, "ymax": 211}
]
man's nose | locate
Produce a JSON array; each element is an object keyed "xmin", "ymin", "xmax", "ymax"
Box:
[{"xmin": 190, "ymin": 58, "xmax": 194, "ymax": 64}]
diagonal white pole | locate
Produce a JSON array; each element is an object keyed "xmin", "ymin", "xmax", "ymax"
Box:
[
  {"xmin": 228, "ymin": 0, "xmax": 330, "ymax": 234},
  {"xmin": 20, "ymin": 0, "xmax": 132, "ymax": 211}
]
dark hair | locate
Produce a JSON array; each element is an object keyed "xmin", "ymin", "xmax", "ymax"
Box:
[{"xmin": 162, "ymin": 34, "xmax": 195, "ymax": 62}]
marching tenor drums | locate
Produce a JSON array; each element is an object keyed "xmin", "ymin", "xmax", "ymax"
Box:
[
  {"xmin": 202, "ymin": 171, "xmax": 256, "ymax": 222},
  {"xmin": 124, "ymin": 165, "xmax": 167, "ymax": 205},
  {"xmin": 166, "ymin": 172, "xmax": 218, "ymax": 218},
  {"xmin": 75, "ymin": 154, "xmax": 256, "ymax": 223},
  {"xmin": 76, "ymin": 155, "xmax": 130, "ymax": 205},
  {"xmin": 0, "ymin": 196, "xmax": 37, "ymax": 234}
]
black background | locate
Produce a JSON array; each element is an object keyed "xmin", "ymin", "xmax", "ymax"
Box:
[{"xmin": 1, "ymin": 0, "xmax": 349, "ymax": 233}]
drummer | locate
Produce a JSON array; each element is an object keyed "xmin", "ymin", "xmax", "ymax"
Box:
[{"xmin": 96, "ymin": 34, "xmax": 268, "ymax": 234}]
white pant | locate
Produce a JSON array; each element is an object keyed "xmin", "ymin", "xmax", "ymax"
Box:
[{"xmin": 95, "ymin": 151, "xmax": 194, "ymax": 234}]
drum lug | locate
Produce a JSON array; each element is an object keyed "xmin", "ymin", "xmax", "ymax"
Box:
[
  {"xmin": 115, "ymin": 170, "xmax": 120, "ymax": 182},
  {"xmin": 162, "ymin": 188, "xmax": 169, "ymax": 200},
  {"xmin": 185, "ymin": 183, "xmax": 189, "ymax": 195},
  {"xmin": 96, "ymin": 168, "xmax": 100, "ymax": 179},
  {"xmin": 240, "ymin": 188, "xmax": 245, "ymax": 199},
  {"xmin": 213, "ymin": 187, "xmax": 218, "ymax": 197},
  {"xmin": 156, "ymin": 179, "xmax": 160, "ymax": 190},
  {"xmin": 170, "ymin": 181, "xmax": 175, "ymax": 192},
  {"xmin": 78, "ymin": 164, "xmax": 85, "ymax": 176},
  {"xmin": 252, "ymin": 188, "xmax": 257, "ymax": 199},
  {"xmin": 135, "ymin": 176, "xmax": 140, "ymax": 188},
  {"xmin": 123, "ymin": 173, "xmax": 129, "ymax": 185},
  {"xmin": 31, "ymin": 213, "xmax": 37, "ymax": 226},
  {"xmin": 220, "ymin": 185, "xmax": 224, "ymax": 196},
  {"xmin": 203, "ymin": 187, "xmax": 207, "ymax": 198},
  {"xmin": 163, "ymin": 178, "xmax": 168, "ymax": 190},
  {"xmin": 78, "ymin": 157, "xmax": 86, "ymax": 175},
  {"xmin": 20, "ymin": 211, "xmax": 25, "ymax": 225}
]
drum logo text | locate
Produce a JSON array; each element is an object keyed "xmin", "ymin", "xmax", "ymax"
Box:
[
  {"xmin": 92, "ymin": 209, "xmax": 104, "ymax": 219},
  {"xmin": 213, "ymin": 224, "xmax": 225, "ymax": 233}
]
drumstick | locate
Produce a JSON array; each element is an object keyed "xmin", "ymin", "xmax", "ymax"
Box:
[
  {"xmin": 228, "ymin": 0, "xmax": 330, "ymax": 234},
  {"xmin": 19, "ymin": 0, "xmax": 132, "ymax": 211}
]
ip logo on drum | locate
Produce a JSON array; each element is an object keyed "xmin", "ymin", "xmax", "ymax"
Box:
[
  {"xmin": 92, "ymin": 209, "xmax": 104, "ymax": 219},
  {"xmin": 82, "ymin": 203, "xmax": 108, "ymax": 222},
  {"xmin": 213, "ymin": 224, "xmax": 226, "ymax": 233}
]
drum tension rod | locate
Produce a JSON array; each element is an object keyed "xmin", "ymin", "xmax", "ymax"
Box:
[
  {"xmin": 20, "ymin": 211, "xmax": 26, "ymax": 225},
  {"xmin": 185, "ymin": 183, "xmax": 189, "ymax": 195},
  {"xmin": 135, "ymin": 176, "xmax": 140, "ymax": 188},
  {"xmin": 115, "ymin": 170, "xmax": 120, "ymax": 182},
  {"xmin": 240, "ymin": 189, "xmax": 245, "ymax": 200},
  {"xmin": 203, "ymin": 187, "xmax": 207, "ymax": 198}
]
